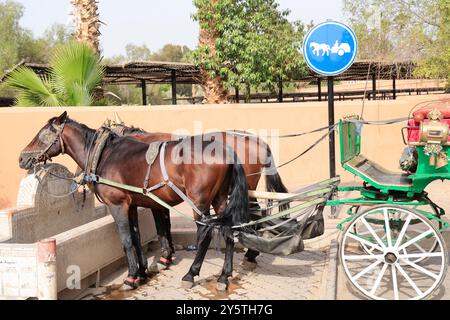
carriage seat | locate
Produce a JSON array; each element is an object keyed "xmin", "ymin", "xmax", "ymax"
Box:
[
  {"xmin": 346, "ymin": 154, "xmax": 413, "ymax": 187},
  {"xmin": 407, "ymin": 100, "xmax": 450, "ymax": 143}
]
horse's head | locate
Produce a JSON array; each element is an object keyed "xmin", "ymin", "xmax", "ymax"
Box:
[{"xmin": 19, "ymin": 111, "xmax": 68, "ymax": 170}]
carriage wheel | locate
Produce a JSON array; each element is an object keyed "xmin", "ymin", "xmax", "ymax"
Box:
[
  {"xmin": 340, "ymin": 205, "xmax": 447, "ymax": 300},
  {"xmin": 353, "ymin": 204, "xmax": 441, "ymax": 263}
]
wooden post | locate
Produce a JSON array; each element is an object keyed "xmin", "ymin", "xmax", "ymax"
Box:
[
  {"xmin": 392, "ymin": 76, "xmax": 397, "ymax": 100},
  {"xmin": 37, "ymin": 239, "xmax": 57, "ymax": 300},
  {"xmin": 141, "ymin": 80, "xmax": 147, "ymax": 105},
  {"xmin": 192, "ymin": 84, "xmax": 196, "ymax": 104},
  {"xmin": 171, "ymin": 70, "xmax": 177, "ymax": 105},
  {"xmin": 235, "ymin": 86, "xmax": 239, "ymax": 103},
  {"xmin": 317, "ymin": 77, "xmax": 322, "ymax": 101},
  {"xmin": 278, "ymin": 79, "xmax": 283, "ymax": 102},
  {"xmin": 372, "ymin": 73, "xmax": 377, "ymax": 100}
]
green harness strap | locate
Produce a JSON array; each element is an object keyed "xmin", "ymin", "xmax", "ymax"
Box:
[
  {"xmin": 92, "ymin": 175, "xmax": 330, "ymax": 230},
  {"xmin": 96, "ymin": 176, "xmax": 199, "ymax": 223}
]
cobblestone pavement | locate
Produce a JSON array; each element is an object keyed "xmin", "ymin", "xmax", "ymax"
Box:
[{"xmin": 89, "ymin": 247, "xmax": 329, "ymax": 300}]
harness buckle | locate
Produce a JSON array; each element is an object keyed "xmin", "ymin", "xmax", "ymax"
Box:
[{"xmin": 83, "ymin": 174, "xmax": 98, "ymax": 183}]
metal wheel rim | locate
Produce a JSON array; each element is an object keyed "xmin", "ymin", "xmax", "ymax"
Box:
[{"xmin": 341, "ymin": 205, "xmax": 447, "ymax": 300}]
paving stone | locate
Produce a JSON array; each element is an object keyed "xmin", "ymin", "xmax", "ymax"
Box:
[{"xmin": 96, "ymin": 247, "xmax": 328, "ymax": 300}]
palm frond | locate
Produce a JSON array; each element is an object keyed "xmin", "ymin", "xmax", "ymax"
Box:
[
  {"xmin": 65, "ymin": 82, "xmax": 94, "ymax": 106},
  {"xmin": 50, "ymin": 41, "xmax": 105, "ymax": 98},
  {"xmin": 5, "ymin": 67, "xmax": 61, "ymax": 106}
]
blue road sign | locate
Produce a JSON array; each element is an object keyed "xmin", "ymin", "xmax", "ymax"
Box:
[{"xmin": 303, "ymin": 21, "xmax": 358, "ymax": 76}]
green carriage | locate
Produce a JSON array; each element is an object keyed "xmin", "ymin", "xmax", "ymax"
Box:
[{"xmin": 332, "ymin": 111, "xmax": 450, "ymax": 300}]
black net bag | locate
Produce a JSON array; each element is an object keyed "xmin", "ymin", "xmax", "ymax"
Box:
[{"xmin": 238, "ymin": 205, "xmax": 325, "ymax": 256}]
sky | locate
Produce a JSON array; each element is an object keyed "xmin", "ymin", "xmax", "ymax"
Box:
[{"xmin": 14, "ymin": 0, "xmax": 345, "ymax": 58}]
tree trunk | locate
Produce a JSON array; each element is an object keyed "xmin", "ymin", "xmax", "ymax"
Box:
[
  {"xmin": 198, "ymin": 1, "xmax": 229, "ymax": 104},
  {"xmin": 71, "ymin": 0, "xmax": 101, "ymax": 55},
  {"xmin": 245, "ymin": 83, "xmax": 251, "ymax": 103}
]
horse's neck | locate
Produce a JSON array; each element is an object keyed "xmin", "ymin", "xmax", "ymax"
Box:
[{"xmin": 62, "ymin": 124, "xmax": 94, "ymax": 171}]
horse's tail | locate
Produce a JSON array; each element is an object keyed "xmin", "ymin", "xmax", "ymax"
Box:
[
  {"xmin": 223, "ymin": 150, "xmax": 249, "ymax": 226},
  {"xmin": 264, "ymin": 146, "xmax": 290, "ymax": 212}
]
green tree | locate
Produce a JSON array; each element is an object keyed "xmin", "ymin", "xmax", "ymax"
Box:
[
  {"xmin": 0, "ymin": 1, "xmax": 25, "ymax": 73},
  {"xmin": 44, "ymin": 23, "xmax": 74, "ymax": 48},
  {"xmin": 191, "ymin": 0, "xmax": 307, "ymax": 103},
  {"xmin": 125, "ymin": 43, "xmax": 152, "ymax": 61},
  {"xmin": 150, "ymin": 44, "xmax": 191, "ymax": 62},
  {"xmin": 344, "ymin": 0, "xmax": 449, "ymax": 87},
  {"xmin": 5, "ymin": 42, "xmax": 105, "ymax": 106}
]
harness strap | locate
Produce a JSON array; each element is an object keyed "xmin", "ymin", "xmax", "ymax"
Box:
[
  {"xmin": 159, "ymin": 142, "xmax": 203, "ymax": 216},
  {"xmin": 87, "ymin": 129, "xmax": 110, "ymax": 175},
  {"xmin": 141, "ymin": 142, "xmax": 203, "ymax": 216}
]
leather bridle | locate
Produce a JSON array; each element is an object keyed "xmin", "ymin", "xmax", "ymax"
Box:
[{"xmin": 23, "ymin": 120, "xmax": 67, "ymax": 166}]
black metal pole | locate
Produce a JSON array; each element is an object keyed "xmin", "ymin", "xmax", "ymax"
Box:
[
  {"xmin": 327, "ymin": 76, "xmax": 336, "ymax": 178},
  {"xmin": 317, "ymin": 77, "xmax": 322, "ymax": 101},
  {"xmin": 278, "ymin": 79, "xmax": 283, "ymax": 102},
  {"xmin": 141, "ymin": 80, "xmax": 147, "ymax": 106},
  {"xmin": 392, "ymin": 75, "xmax": 397, "ymax": 100},
  {"xmin": 235, "ymin": 86, "xmax": 239, "ymax": 103},
  {"xmin": 372, "ymin": 73, "xmax": 376, "ymax": 100},
  {"xmin": 171, "ymin": 70, "xmax": 177, "ymax": 105}
]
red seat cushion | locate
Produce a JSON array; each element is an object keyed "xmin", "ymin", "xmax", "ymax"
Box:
[{"xmin": 407, "ymin": 100, "xmax": 450, "ymax": 142}]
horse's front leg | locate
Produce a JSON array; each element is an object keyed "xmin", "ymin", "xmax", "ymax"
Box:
[
  {"xmin": 109, "ymin": 204, "xmax": 140, "ymax": 290},
  {"xmin": 217, "ymin": 226, "xmax": 235, "ymax": 291},
  {"xmin": 181, "ymin": 215, "xmax": 213, "ymax": 289},
  {"xmin": 149, "ymin": 208, "xmax": 175, "ymax": 273},
  {"xmin": 128, "ymin": 205, "xmax": 149, "ymax": 282}
]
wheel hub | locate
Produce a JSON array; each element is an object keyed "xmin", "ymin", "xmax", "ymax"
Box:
[{"xmin": 384, "ymin": 252, "xmax": 398, "ymax": 264}]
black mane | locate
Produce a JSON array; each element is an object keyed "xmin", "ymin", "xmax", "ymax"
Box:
[{"xmin": 123, "ymin": 126, "xmax": 147, "ymax": 134}]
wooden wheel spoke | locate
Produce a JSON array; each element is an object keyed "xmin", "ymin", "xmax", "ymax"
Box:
[
  {"xmin": 343, "ymin": 254, "xmax": 383, "ymax": 261},
  {"xmin": 398, "ymin": 230, "xmax": 434, "ymax": 252},
  {"xmin": 394, "ymin": 213, "xmax": 412, "ymax": 249},
  {"xmin": 347, "ymin": 232, "xmax": 383, "ymax": 252},
  {"xmin": 399, "ymin": 258, "xmax": 440, "ymax": 280},
  {"xmin": 361, "ymin": 217, "xmax": 386, "ymax": 249},
  {"xmin": 396, "ymin": 263, "xmax": 423, "ymax": 297},
  {"xmin": 391, "ymin": 264, "xmax": 399, "ymax": 300},
  {"xmin": 370, "ymin": 263, "xmax": 388, "ymax": 295},
  {"xmin": 383, "ymin": 208, "xmax": 392, "ymax": 247},
  {"xmin": 353, "ymin": 260, "xmax": 383, "ymax": 281}
]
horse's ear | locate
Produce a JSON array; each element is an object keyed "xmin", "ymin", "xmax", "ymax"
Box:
[{"xmin": 55, "ymin": 111, "xmax": 68, "ymax": 124}]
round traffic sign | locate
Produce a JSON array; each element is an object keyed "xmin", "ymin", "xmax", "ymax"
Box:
[{"xmin": 303, "ymin": 21, "xmax": 358, "ymax": 76}]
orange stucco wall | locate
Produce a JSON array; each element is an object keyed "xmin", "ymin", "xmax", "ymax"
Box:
[{"xmin": 0, "ymin": 94, "xmax": 448, "ymax": 209}]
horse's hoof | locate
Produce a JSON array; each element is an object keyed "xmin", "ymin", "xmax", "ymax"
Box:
[
  {"xmin": 181, "ymin": 280, "xmax": 194, "ymax": 289},
  {"xmin": 119, "ymin": 278, "xmax": 138, "ymax": 291},
  {"xmin": 216, "ymin": 282, "xmax": 228, "ymax": 292},
  {"xmin": 148, "ymin": 262, "xmax": 167, "ymax": 273},
  {"xmin": 241, "ymin": 258, "xmax": 257, "ymax": 271}
]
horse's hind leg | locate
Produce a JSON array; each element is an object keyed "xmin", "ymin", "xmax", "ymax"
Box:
[
  {"xmin": 149, "ymin": 208, "xmax": 175, "ymax": 272},
  {"xmin": 243, "ymin": 177, "xmax": 260, "ymax": 269},
  {"xmin": 217, "ymin": 226, "xmax": 235, "ymax": 291},
  {"xmin": 128, "ymin": 205, "xmax": 149, "ymax": 281},
  {"xmin": 181, "ymin": 216, "xmax": 214, "ymax": 289},
  {"xmin": 109, "ymin": 204, "xmax": 140, "ymax": 290}
]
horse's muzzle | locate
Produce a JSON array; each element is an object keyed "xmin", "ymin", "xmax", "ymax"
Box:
[{"xmin": 19, "ymin": 154, "xmax": 35, "ymax": 170}]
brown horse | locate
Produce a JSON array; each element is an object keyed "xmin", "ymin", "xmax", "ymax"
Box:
[
  {"xmin": 18, "ymin": 112, "xmax": 249, "ymax": 291},
  {"xmin": 108, "ymin": 120, "xmax": 289, "ymax": 270}
]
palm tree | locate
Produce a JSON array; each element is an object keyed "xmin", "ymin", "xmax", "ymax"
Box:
[
  {"xmin": 71, "ymin": 0, "xmax": 101, "ymax": 55},
  {"xmin": 196, "ymin": 0, "xmax": 229, "ymax": 103},
  {"xmin": 6, "ymin": 42, "xmax": 105, "ymax": 106}
]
